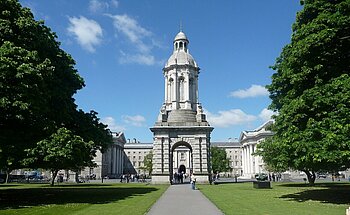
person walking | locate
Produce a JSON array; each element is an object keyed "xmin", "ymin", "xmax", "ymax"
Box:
[{"xmin": 190, "ymin": 173, "xmax": 196, "ymax": 190}]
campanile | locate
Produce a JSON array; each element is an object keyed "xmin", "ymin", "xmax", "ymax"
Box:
[{"xmin": 150, "ymin": 30, "xmax": 213, "ymax": 184}]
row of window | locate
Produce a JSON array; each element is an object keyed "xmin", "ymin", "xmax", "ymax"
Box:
[
  {"xmin": 126, "ymin": 151, "xmax": 149, "ymax": 154},
  {"xmin": 128, "ymin": 156, "xmax": 145, "ymax": 160}
]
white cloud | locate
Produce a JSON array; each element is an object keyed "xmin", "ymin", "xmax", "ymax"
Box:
[
  {"xmin": 89, "ymin": 0, "xmax": 109, "ymax": 13},
  {"xmin": 67, "ymin": 16, "xmax": 103, "ymax": 53},
  {"xmin": 101, "ymin": 117, "xmax": 126, "ymax": 132},
  {"xmin": 89, "ymin": 0, "xmax": 118, "ymax": 13},
  {"xmin": 123, "ymin": 115, "xmax": 146, "ymax": 127},
  {"xmin": 119, "ymin": 51, "xmax": 160, "ymax": 66},
  {"xmin": 259, "ymin": 108, "xmax": 275, "ymax": 121},
  {"xmin": 107, "ymin": 14, "xmax": 161, "ymax": 65},
  {"xmin": 110, "ymin": 0, "xmax": 119, "ymax": 8},
  {"xmin": 229, "ymin": 84, "xmax": 269, "ymax": 98},
  {"xmin": 109, "ymin": 14, "xmax": 152, "ymax": 52},
  {"xmin": 205, "ymin": 109, "xmax": 257, "ymax": 128}
]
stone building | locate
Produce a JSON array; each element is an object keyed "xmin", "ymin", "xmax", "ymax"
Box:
[
  {"xmin": 150, "ymin": 30, "xmax": 213, "ymax": 184},
  {"xmin": 123, "ymin": 141, "xmax": 152, "ymax": 175},
  {"xmin": 212, "ymin": 141, "xmax": 243, "ymax": 177},
  {"xmin": 81, "ymin": 132, "xmax": 126, "ymax": 179},
  {"xmin": 240, "ymin": 120, "xmax": 274, "ymax": 179}
]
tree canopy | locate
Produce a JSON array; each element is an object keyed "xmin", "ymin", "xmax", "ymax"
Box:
[
  {"xmin": 140, "ymin": 152, "xmax": 153, "ymax": 177},
  {"xmin": 211, "ymin": 147, "xmax": 231, "ymax": 174},
  {"xmin": 24, "ymin": 128, "xmax": 96, "ymax": 186},
  {"xmin": 0, "ymin": 0, "xmax": 112, "ymax": 178},
  {"xmin": 256, "ymin": 0, "xmax": 350, "ymax": 184}
]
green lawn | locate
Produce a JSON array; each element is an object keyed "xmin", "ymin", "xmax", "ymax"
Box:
[
  {"xmin": 0, "ymin": 183, "xmax": 168, "ymax": 215},
  {"xmin": 198, "ymin": 182, "xmax": 350, "ymax": 215}
]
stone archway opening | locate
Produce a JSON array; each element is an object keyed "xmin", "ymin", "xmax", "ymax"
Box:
[
  {"xmin": 178, "ymin": 165, "xmax": 186, "ymax": 174},
  {"xmin": 170, "ymin": 141, "xmax": 192, "ymax": 184}
]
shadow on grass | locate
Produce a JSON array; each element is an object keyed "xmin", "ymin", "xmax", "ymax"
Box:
[
  {"xmin": 0, "ymin": 184, "xmax": 21, "ymax": 188},
  {"xmin": 0, "ymin": 185, "xmax": 159, "ymax": 210},
  {"xmin": 278, "ymin": 182, "xmax": 350, "ymax": 188},
  {"xmin": 279, "ymin": 183, "xmax": 350, "ymax": 204}
]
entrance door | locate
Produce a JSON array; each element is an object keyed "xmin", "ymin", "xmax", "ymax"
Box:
[{"xmin": 178, "ymin": 165, "xmax": 186, "ymax": 174}]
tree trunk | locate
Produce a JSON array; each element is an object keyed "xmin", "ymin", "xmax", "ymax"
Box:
[
  {"xmin": 75, "ymin": 172, "xmax": 79, "ymax": 183},
  {"xmin": 51, "ymin": 170, "xmax": 58, "ymax": 186},
  {"xmin": 5, "ymin": 170, "xmax": 10, "ymax": 184},
  {"xmin": 304, "ymin": 170, "xmax": 316, "ymax": 185}
]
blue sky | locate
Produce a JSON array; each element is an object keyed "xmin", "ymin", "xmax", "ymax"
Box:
[{"xmin": 20, "ymin": 0, "xmax": 302, "ymax": 142}]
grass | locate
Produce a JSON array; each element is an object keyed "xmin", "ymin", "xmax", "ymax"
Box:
[
  {"xmin": 0, "ymin": 183, "xmax": 168, "ymax": 215},
  {"xmin": 198, "ymin": 182, "xmax": 350, "ymax": 215}
]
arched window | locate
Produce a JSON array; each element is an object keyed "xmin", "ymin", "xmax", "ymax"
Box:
[
  {"xmin": 169, "ymin": 78, "xmax": 174, "ymax": 101},
  {"xmin": 189, "ymin": 78, "xmax": 193, "ymax": 102},
  {"xmin": 179, "ymin": 42, "xmax": 183, "ymax": 49},
  {"xmin": 179, "ymin": 77, "xmax": 185, "ymax": 101}
]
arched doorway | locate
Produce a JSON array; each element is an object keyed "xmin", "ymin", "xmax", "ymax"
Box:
[
  {"xmin": 178, "ymin": 165, "xmax": 186, "ymax": 173},
  {"xmin": 170, "ymin": 141, "xmax": 192, "ymax": 184}
]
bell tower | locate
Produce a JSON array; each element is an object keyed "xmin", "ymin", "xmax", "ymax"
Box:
[{"xmin": 151, "ymin": 30, "xmax": 213, "ymax": 184}]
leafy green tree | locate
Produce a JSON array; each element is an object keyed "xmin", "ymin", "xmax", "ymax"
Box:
[
  {"xmin": 211, "ymin": 147, "xmax": 231, "ymax": 174},
  {"xmin": 24, "ymin": 128, "xmax": 96, "ymax": 186},
  {"xmin": 0, "ymin": 0, "xmax": 112, "ymax": 181},
  {"xmin": 140, "ymin": 152, "xmax": 153, "ymax": 177},
  {"xmin": 256, "ymin": 0, "xmax": 350, "ymax": 185}
]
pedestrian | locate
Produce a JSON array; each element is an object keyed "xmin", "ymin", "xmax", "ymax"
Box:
[{"xmin": 190, "ymin": 173, "xmax": 196, "ymax": 190}]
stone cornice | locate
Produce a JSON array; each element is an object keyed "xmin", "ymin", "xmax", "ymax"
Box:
[{"xmin": 163, "ymin": 64, "xmax": 200, "ymax": 73}]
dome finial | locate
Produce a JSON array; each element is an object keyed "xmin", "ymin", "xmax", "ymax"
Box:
[{"xmin": 179, "ymin": 20, "xmax": 183, "ymax": 32}]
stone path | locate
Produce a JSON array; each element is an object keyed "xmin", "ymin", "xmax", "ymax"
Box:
[{"xmin": 147, "ymin": 183, "xmax": 223, "ymax": 215}]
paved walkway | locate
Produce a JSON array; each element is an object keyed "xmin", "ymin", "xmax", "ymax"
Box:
[{"xmin": 147, "ymin": 184, "xmax": 223, "ymax": 215}]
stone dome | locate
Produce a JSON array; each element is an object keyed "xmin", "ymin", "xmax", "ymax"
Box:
[
  {"xmin": 165, "ymin": 51, "xmax": 197, "ymax": 67},
  {"xmin": 174, "ymin": 31, "xmax": 188, "ymax": 42},
  {"xmin": 165, "ymin": 31, "xmax": 197, "ymax": 68}
]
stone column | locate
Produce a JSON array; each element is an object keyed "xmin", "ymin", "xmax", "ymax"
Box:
[
  {"xmin": 184, "ymin": 72, "xmax": 191, "ymax": 109},
  {"xmin": 247, "ymin": 145, "xmax": 251, "ymax": 177},
  {"xmin": 152, "ymin": 137, "xmax": 162, "ymax": 175},
  {"xmin": 164, "ymin": 76, "xmax": 168, "ymax": 103},
  {"xmin": 112, "ymin": 146, "xmax": 116, "ymax": 175},
  {"xmin": 195, "ymin": 74, "xmax": 199, "ymax": 103},
  {"xmin": 192, "ymin": 139, "xmax": 201, "ymax": 173},
  {"xmin": 117, "ymin": 148, "xmax": 121, "ymax": 175},
  {"xmin": 242, "ymin": 146, "xmax": 245, "ymax": 176},
  {"xmin": 163, "ymin": 138, "xmax": 170, "ymax": 174},
  {"xmin": 174, "ymin": 72, "xmax": 178, "ymax": 109},
  {"xmin": 250, "ymin": 144, "xmax": 254, "ymax": 177}
]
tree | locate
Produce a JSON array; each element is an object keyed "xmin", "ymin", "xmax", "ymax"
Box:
[
  {"xmin": 24, "ymin": 128, "xmax": 96, "ymax": 186},
  {"xmin": 0, "ymin": 0, "xmax": 112, "ymax": 179},
  {"xmin": 140, "ymin": 152, "xmax": 153, "ymax": 177},
  {"xmin": 0, "ymin": 0, "xmax": 82, "ymax": 174},
  {"xmin": 256, "ymin": 0, "xmax": 350, "ymax": 185},
  {"xmin": 211, "ymin": 147, "xmax": 231, "ymax": 174}
]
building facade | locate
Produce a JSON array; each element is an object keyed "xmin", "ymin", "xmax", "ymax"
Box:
[
  {"xmin": 150, "ymin": 30, "xmax": 213, "ymax": 184},
  {"xmin": 81, "ymin": 132, "xmax": 126, "ymax": 179},
  {"xmin": 123, "ymin": 142, "xmax": 152, "ymax": 175},
  {"xmin": 212, "ymin": 141, "xmax": 243, "ymax": 177},
  {"xmin": 240, "ymin": 120, "xmax": 274, "ymax": 179}
]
